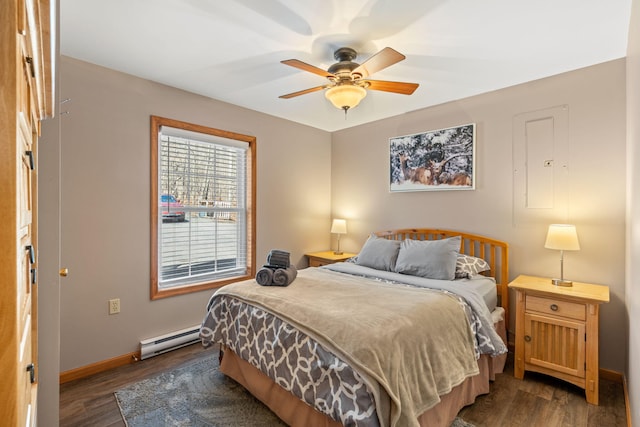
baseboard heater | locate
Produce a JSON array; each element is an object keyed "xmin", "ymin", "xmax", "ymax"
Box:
[{"xmin": 140, "ymin": 324, "xmax": 201, "ymax": 360}]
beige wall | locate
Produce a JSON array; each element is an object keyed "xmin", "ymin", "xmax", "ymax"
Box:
[
  {"xmin": 45, "ymin": 54, "xmax": 630, "ymax": 379},
  {"xmin": 51, "ymin": 57, "xmax": 332, "ymax": 371},
  {"xmin": 331, "ymin": 59, "xmax": 627, "ymax": 372},
  {"xmin": 626, "ymin": 0, "xmax": 639, "ymax": 423}
]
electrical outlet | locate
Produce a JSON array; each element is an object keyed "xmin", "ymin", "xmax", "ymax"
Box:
[{"xmin": 109, "ymin": 298, "xmax": 120, "ymax": 315}]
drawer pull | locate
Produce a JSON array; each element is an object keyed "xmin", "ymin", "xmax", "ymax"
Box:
[
  {"xmin": 524, "ymin": 335, "xmax": 531, "ymax": 342},
  {"xmin": 25, "ymin": 57, "xmax": 35, "ymax": 78},
  {"xmin": 25, "ymin": 245, "xmax": 35, "ymax": 264},
  {"xmin": 25, "ymin": 150, "xmax": 34, "ymax": 170},
  {"xmin": 550, "ymin": 303, "xmax": 559, "ymax": 311},
  {"xmin": 26, "ymin": 363, "xmax": 35, "ymax": 384}
]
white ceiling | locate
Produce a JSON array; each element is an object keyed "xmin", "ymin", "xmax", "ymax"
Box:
[{"xmin": 60, "ymin": 0, "xmax": 631, "ymax": 132}]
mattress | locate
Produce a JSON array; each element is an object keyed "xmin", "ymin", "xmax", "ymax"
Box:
[{"xmin": 460, "ymin": 275, "xmax": 498, "ymax": 312}]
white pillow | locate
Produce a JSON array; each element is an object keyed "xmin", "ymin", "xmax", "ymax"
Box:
[
  {"xmin": 354, "ymin": 234, "xmax": 401, "ymax": 271},
  {"xmin": 394, "ymin": 236, "xmax": 461, "ymax": 280}
]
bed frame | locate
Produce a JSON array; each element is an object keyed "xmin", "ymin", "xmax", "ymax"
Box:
[
  {"xmin": 375, "ymin": 228, "xmax": 509, "ymax": 324},
  {"xmin": 218, "ymin": 228, "xmax": 510, "ymax": 427}
]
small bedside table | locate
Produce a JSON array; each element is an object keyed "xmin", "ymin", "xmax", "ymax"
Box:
[
  {"xmin": 509, "ymin": 274, "xmax": 609, "ymax": 405},
  {"xmin": 305, "ymin": 251, "xmax": 357, "ymax": 267}
]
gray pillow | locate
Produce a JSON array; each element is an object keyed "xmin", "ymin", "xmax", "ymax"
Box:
[
  {"xmin": 394, "ymin": 236, "xmax": 461, "ymax": 280},
  {"xmin": 355, "ymin": 235, "xmax": 401, "ymax": 271}
]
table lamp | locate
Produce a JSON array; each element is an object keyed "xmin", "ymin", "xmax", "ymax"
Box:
[
  {"xmin": 331, "ymin": 219, "xmax": 347, "ymax": 255},
  {"xmin": 544, "ymin": 224, "xmax": 580, "ymax": 286}
]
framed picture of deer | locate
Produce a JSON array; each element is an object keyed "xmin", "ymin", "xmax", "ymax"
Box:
[{"xmin": 389, "ymin": 123, "xmax": 475, "ymax": 192}]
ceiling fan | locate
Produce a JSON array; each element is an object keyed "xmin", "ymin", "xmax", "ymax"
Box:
[{"xmin": 279, "ymin": 47, "xmax": 419, "ymax": 114}]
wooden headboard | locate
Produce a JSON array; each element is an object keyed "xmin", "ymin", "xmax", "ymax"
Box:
[{"xmin": 375, "ymin": 228, "xmax": 509, "ymax": 323}]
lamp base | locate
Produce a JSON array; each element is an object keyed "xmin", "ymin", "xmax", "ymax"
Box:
[
  {"xmin": 333, "ymin": 251, "xmax": 343, "ymax": 255},
  {"xmin": 551, "ymin": 278, "xmax": 573, "ymax": 287}
]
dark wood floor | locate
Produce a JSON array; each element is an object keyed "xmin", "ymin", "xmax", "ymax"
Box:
[
  {"xmin": 60, "ymin": 344, "xmax": 210, "ymax": 427},
  {"xmin": 60, "ymin": 344, "xmax": 627, "ymax": 427},
  {"xmin": 458, "ymin": 357, "xmax": 627, "ymax": 427}
]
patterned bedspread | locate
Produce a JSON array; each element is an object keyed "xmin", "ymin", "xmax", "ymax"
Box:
[
  {"xmin": 200, "ymin": 267, "xmax": 506, "ymax": 427},
  {"xmin": 202, "ymin": 296, "xmax": 379, "ymax": 426}
]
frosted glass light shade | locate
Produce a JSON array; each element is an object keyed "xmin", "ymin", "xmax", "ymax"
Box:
[
  {"xmin": 330, "ymin": 219, "xmax": 347, "ymax": 234},
  {"xmin": 325, "ymin": 85, "xmax": 366, "ymax": 110},
  {"xmin": 544, "ymin": 224, "xmax": 580, "ymax": 251}
]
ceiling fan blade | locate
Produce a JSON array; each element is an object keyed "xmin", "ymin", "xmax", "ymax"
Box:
[
  {"xmin": 281, "ymin": 59, "xmax": 335, "ymax": 78},
  {"xmin": 279, "ymin": 85, "xmax": 326, "ymax": 99},
  {"xmin": 364, "ymin": 80, "xmax": 419, "ymax": 95},
  {"xmin": 352, "ymin": 47, "xmax": 406, "ymax": 78}
]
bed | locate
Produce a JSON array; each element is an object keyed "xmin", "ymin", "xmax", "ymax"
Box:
[{"xmin": 200, "ymin": 228, "xmax": 509, "ymax": 427}]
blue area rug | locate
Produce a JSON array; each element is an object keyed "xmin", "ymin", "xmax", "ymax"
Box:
[{"xmin": 115, "ymin": 352, "xmax": 475, "ymax": 426}]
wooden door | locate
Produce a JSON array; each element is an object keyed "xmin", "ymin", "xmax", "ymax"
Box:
[{"xmin": 0, "ymin": 0, "xmax": 53, "ymax": 425}]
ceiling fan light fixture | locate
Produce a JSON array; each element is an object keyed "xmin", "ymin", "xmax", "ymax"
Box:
[
  {"xmin": 280, "ymin": 47, "xmax": 418, "ymax": 115},
  {"xmin": 325, "ymin": 85, "xmax": 367, "ymax": 111}
]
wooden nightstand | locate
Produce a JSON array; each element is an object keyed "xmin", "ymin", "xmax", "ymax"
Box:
[
  {"xmin": 509, "ymin": 274, "xmax": 609, "ymax": 405},
  {"xmin": 305, "ymin": 251, "xmax": 357, "ymax": 267}
]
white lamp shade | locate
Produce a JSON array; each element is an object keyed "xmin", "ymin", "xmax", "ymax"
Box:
[
  {"xmin": 325, "ymin": 85, "xmax": 367, "ymax": 110},
  {"xmin": 330, "ymin": 219, "xmax": 347, "ymax": 234},
  {"xmin": 544, "ymin": 224, "xmax": 580, "ymax": 251}
]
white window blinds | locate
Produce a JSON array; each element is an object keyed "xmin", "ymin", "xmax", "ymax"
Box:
[{"xmin": 157, "ymin": 126, "xmax": 248, "ymax": 289}]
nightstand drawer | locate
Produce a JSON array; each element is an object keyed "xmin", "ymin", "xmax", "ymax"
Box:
[
  {"xmin": 309, "ymin": 258, "xmax": 329, "ymax": 267},
  {"xmin": 526, "ymin": 295, "xmax": 586, "ymax": 321},
  {"xmin": 305, "ymin": 251, "xmax": 357, "ymax": 268}
]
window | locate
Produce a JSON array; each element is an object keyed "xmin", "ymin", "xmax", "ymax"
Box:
[{"xmin": 151, "ymin": 116, "xmax": 255, "ymax": 299}]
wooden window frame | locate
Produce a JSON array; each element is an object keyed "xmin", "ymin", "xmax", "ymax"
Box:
[{"xmin": 150, "ymin": 116, "xmax": 256, "ymax": 299}]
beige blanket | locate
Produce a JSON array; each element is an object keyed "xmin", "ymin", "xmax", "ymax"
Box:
[{"xmin": 215, "ymin": 267, "xmax": 479, "ymax": 427}]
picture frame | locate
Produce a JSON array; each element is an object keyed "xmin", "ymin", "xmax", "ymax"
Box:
[{"xmin": 389, "ymin": 123, "xmax": 475, "ymax": 192}]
